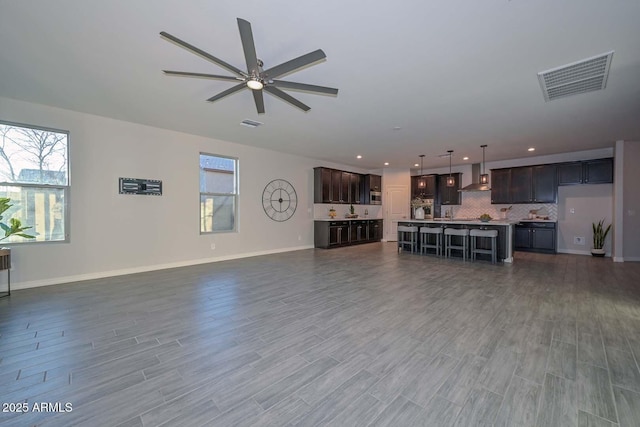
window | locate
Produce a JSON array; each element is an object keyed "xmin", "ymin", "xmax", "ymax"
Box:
[
  {"xmin": 200, "ymin": 153, "xmax": 237, "ymax": 233},
  {"xmin": 0, "ymin": 121, "xmax": 69, "ymax": 243}
]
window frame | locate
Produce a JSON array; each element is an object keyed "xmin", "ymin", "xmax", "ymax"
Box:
[
  {"xmin": 0, "ymin": 120, "xmax": 70, "ymax": 244},
  {"xmin": 199, "ymin": 152, "xmax": 239, "ymax": 234}
]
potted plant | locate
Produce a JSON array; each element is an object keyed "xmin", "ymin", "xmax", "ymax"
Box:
[{"xmin": 591, "ymin": 219, "xmax": 611, "ymax": 257}]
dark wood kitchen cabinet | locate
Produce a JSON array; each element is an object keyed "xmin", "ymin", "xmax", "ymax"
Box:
[
  {"xmin": 314, "ymin": 167, "xmax": 363, "ymax": 204},
  {"xmin": 437, "ymin": 173, "xmax": 461, "ymax": 205},
  {"xmin": 557, "ymin": 158, "xmax": 613, "ymax": 185},
  {"xmin": 490, "ymin": 169, "xmax": 511, "ymax": 204},
  {"xmin": 364, "ymin": 174, "xmax": 382, "ymax": 192},
  {"xmin": 510, "ymin": 167, "xmax": 532, "ymax": 203},
  {"xmin": 532, "ymin": 165, "xmax": 557, "ymax": 202},
  {"xmin": 369, "ymin": 219, "xmax": 383, "ymax": 241},
  {"xmin": 557, "ymin": 162, "xmax": 583, "ymax": 185},
  {"xmin": 349, "ymin": 173, "xmax": 362, "ymax": 204},
  {"xmin": 314, "ymin": 220, "xmax": 382, "ymax": 248},
  {"xmin": 314, "ymin": 221, "xmax": 350, "ymax": 248},
  {"xmin": 584, "ymin": 158, "xmax": 614, "ymax": 184},
  {"xmin": 514, "ymin": 222, "xmax": 556, "ymax": 253},
  {"xmin": 350, "ymin": 220, "xmax": 369, "ymax": 243},
  {"xmin": 412, "ymin": 174, "xmax": 436, "ymax": 199},
  {"xmin": 491, "ymin": 165, "xmax": 556, "ymax": 204}
]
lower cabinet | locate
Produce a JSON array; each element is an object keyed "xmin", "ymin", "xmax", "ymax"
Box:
[
  {"xmin": 314, "ymin": 220, "xmax": 383, "ymax": 249},
  {"xmin": 514, "ymin": 222, "xmax": 557, "ymax": 253},
  {"xmin": 328, "ymin": 221, "xmax": 350, "ymax": 247}
]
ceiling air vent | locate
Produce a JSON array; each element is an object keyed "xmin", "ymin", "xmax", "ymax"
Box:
[
  {"xmin": 537, "ymin": 51, "xmax": 614, "ymax": 101},
  {"xmin": 240, "ymin": 119, "xmax": 263, "ymax": 128}
]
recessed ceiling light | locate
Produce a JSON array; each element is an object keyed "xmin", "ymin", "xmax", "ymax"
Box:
[
  {"xmin": 463, "ymin": 157, "xmax": 469, "ymax": 160},
  {"xmin": 384, "ymin": 162, "xmax": 389, "ymax": 166},
  {"xmin": 392, "ymin": 126, "xmax": 401, "ymax": 131},
  {"xmin": 528, "ymin": 147, "xmax": 535, "ymax": 152},
  {"xmin": 414, "ymin": 163, "xmax": 419, "ymax": 167},
  {"xmin": 356, "ymin": 155, "xmax": 362, "ymax": 159}
]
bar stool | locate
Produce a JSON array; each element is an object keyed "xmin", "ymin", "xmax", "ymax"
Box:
[
  {"xmin": 444, "ymin": 228, "xmax": 469, "ymax": 261},
  {"xmin": 470, "ymin": 229, "xmax": 499, "ymax": 264},
  {"xmin": 420, "ymin": 226, "xmax": 443, "ymax": 256},
  {"xmin": 397, "ymin": 225, "xmax": 419, "ymax": 253}
]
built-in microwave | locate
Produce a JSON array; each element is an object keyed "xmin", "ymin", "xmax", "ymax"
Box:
[{"xmin": 370, "ymin": 191, "xmax": 382, "ymax": 205}]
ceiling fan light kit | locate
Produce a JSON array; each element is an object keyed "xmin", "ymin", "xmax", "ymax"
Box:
[
  {"xmin": 246, "ymin": 78, "xmax": 264, "ymax": 90},
  {"xmin": 160, "ymin": 18, "xmax": 338, "ymax": 114}
]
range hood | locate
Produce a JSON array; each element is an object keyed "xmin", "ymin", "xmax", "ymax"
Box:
[{"xmin": 460, "ymin": 163, "xmax": 491, "ymax": 191}]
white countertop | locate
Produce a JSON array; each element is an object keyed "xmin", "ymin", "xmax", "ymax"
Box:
[
  {"xmin": 315, "ymin": 218, "xmax": 556, "ymax": 224},
  {"xmin": 399, "ymin": 219, "xmax": 519, "ymax": 225},
  {"xmin": 314, "ymin": 218, "xmax": 382, "ymax": 222}
]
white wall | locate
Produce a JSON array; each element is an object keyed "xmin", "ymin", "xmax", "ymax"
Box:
[
  {"xmin": 0, "ymin": 96, "xmax": 360, "ymax": 289},
  {"xmin": 557, "ymin": 184, "xmax": 613, "ymax": 256}
]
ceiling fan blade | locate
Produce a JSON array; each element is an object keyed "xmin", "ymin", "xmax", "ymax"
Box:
[
  {"xmin": 163, "ymin": 70, "xmax": 242, "ymax": 82},
  {"xmin": 263, "ymin": 49, "xmax": 327, "ymax": 79},
  {"xmin": 206, "ymin": 83, "xmax": 247, "ymax": 102},
  {"xmin": 264, "ymin": 86, "xmax": 310, "ymax": 112},
  {"xmin": 160, "ymin": 31, "xmax": 247, "ymax": 78},
  {"xmin": 252, "ymin": 90, "xmax": 265, "ymax": 114},
  {"xmin": 237, "ymin": 18, "xmax": 260, "ymax": 75},
  {"xmin": 271, "ymin": 80, "xmax": 338, "ymax": 96}
]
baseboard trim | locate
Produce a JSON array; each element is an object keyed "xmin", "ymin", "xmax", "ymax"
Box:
[
  {"xmin": 557, "ymin": 249, "xmax": 612, "ymax": 257},
  {"xmin": 12, "ymin": 245, "xmax": 314, "ymax": 291},
  {"xmin": 557, "ymin": 249, "xmax": 592, "ymax": 256},
  {"xmin": 623, "ymin": 257, "xmax": 640, "ymax": 262}
]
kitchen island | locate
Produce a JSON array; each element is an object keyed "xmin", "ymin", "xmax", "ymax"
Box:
[{"xmin": 398, "ymin": 219, "xmax": 519, "ymax": 262}]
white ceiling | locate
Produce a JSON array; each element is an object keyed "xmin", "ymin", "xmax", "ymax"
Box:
[{"xmin": 1, "ymin": 1, "xmax": 639, "ymax": 170}]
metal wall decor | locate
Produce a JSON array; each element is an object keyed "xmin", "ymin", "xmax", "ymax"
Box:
[
  {"xmin": 262, "ymin": 179, "xmax": 297, "ymax": 222},
  {"xmin": 119, "ymin": 178, "xmax": 163, "ymax": 196}
]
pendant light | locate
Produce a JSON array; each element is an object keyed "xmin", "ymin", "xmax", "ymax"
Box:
[
  {"xmin": 480, "ymin": 144, "xmax": 489, "ymax": 185},
  {"xmin": 417, "ymin": 154, "xmax": 426, "ymax": 189},
  {"xmin": 446, "ymin": 150, "xmax": 455, "ymax": 187}
]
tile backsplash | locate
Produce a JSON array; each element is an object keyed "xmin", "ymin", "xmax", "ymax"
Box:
[
  {"xmin": 453, "ymin": 191, "xmax": 557, "ymax": 220},
  {"xmin": 314, "ymin": 204, "xmax": 383, "ymax": 219}
]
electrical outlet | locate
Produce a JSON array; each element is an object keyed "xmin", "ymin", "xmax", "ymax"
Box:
[
  {"xmin": 570, "ymin": 208, "xmax": 575, "ymax": 214},
  {"xmin": 574, "ymin": 236, "xmax": 585, "ymax": 245},
  {"xmin": 298, "ymin": 234, "xmax": 302, "ymax": 241},
  {"xmin": 210, "ymin": 243, "xmax": 216, "ymax": 250}
]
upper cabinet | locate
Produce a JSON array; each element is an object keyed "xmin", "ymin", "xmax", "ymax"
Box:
[
  {"xmin": 411, "ymin": 174, "xmax": 436, "ymax": 199},
  {"xmin": 363, "ymin": 174, "xmax": 382, "ymax": 204},
  {"xmin": 490, "ymin": 169, "xmax": 511, "ymax": 204},
  {"xmin": 313, "ymin": 167, "xmax": 365, "ymax": 204},
  {"xmin": 532, "ymin": 165, "xmax": 557, "ymax": 202},
  {"xmin": 558, "ymin": 158, "xmax": 613, "ymax": 185},
  {"xmin": 365, "ymin": 174, "xmax": 382, "ymax": 192},
  {"xmin": 437, "ymin": 173, "xmax": 461, "ymax": 205},
  {"xmin": 491, "ymin": 164, "xmax": 557, "ymax": 204},
  {"xmin": 509, "ymin": 167, "xmax": 532, "ymax": 203}
]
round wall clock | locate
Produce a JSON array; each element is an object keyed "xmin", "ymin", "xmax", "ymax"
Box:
[{"xmin": 262, "ymin": 179, "xmax": 298, "ymax": 222}]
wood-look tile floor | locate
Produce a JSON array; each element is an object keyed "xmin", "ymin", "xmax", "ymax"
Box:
[{"xmin": 1, "ymin": 243, "xmax": 640, "ymax": 427}]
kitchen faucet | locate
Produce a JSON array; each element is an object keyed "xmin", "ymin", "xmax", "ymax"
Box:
[{"xmin": 445, "ymin": 207, "xmax": 454, "ymax": 219}]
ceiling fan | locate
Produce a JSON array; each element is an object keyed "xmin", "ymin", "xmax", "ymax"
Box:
[{"xmin": 160, "ymin": 18, "xmax": 338, "ymax": 114}]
